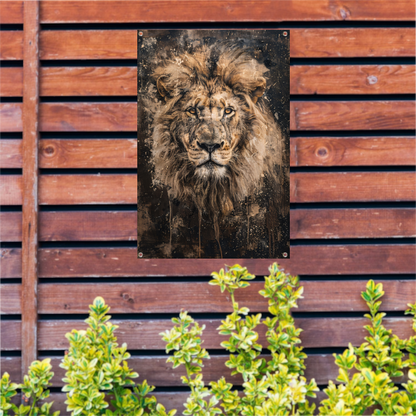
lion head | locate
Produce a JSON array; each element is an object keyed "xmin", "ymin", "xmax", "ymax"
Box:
[{"xmin": 144, "ymin": 42, "xmax": 282, "ymax": 219}]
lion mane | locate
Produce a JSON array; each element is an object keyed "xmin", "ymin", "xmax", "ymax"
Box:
[{"xmin": 143, "ymin": 41, "xmax": 283, "ymax": 222}]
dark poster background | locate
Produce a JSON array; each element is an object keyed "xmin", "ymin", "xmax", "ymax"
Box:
[{"xmin": 138, "ymin": 29, "xmax": 290, "ymax": 258}]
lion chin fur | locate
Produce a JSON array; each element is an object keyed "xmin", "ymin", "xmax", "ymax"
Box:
[{"xmin": 143, "ymin": 41, "xmax": 283, "ymax": 220}]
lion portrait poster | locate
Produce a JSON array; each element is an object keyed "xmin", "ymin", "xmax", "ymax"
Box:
[{"xmin": 137, "ymin": 30, "xmax": 290, "ymax": 259}]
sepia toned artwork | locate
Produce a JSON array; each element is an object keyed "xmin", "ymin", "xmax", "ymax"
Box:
[{"xmin": 138, "ymin": 30, "xmax": 290, "ymax": 258}]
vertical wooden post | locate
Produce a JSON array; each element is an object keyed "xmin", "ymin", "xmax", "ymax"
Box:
[{"xmin": 21, "ymin": 0, "xmax": 40, "ymax": 380}]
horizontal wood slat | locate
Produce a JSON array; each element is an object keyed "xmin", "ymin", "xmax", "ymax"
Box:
[
  {"xmin": 290, "ymin": 101, "xmax": 415, "ymax": 131},
  {"xmin": 1, "ymin": 209, "xmax": 415, "ymax": 242},
  {"xmin": 39, "ymin": 139, "xmax": 137, "ymax": 168},
  {"xmin": 2, "ymin": 173, "xmax": 415, "ymax": 205},
  {"xmin": 0, "ymin": 139, "xmax": 22, "ymax": 168},
  {"xmin": 37, "ymin": 280, "xmax": 416, "ymax": 314},
  {"xmin": 0, "ymin": 68, "xmax": 23, "ymax": 96},
  {"xmin": 2, "ymin": 317, "xmax": 412, "ymax": 350},
  {"xmin": 0, "ymin": 31, "xmax": 23, "ymax": 60},
  {"xmin": 1, "ymin": 321, "xmax": 21, "ymax": 350},
  {"xmin": 290, "ymin": 172, "xmax": 416, "ymax": 202},
  {"xmin": 0, "ymin": 103, "xmax": 22, "ymax": 132},
  {"xmin": 2, "ymin": 245, "xmax": 414, "ymax": 278},
  {"xmin": 3, "ymin": 1, "xmax": 415, "ymax": 23},
  {"xmin": 290, "ymin": 137, "xmax": 416, "ymax": 166},
  {"xmin": 0, "ymin": 284, "xmax": 21, "ymax": 314}
]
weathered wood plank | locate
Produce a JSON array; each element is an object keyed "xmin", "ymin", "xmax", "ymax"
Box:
[
  {"xmin": 290, "ymin": 137, "xmax": 416, "ymax": 166},
  {"xmin": 37, "ymin": 280, "xmax": 415, "ymax": 314},
  {"xmin": 38, "ymin": 29, "xmax": 416, "ymax": 60},
  {"xmin": 0, "ymin": 175, "xmax": 22, "ymax": 205},
  {"xmin": 39, "ymin": 103, "xmax": 136, "ymax": 132},
  {"xmin": 291, "ymin": 208, "xmax": 416, "ymax": 239},
  {"xmin": 0, "ymin": 284, "xmax": 21, "ymax": 314},
  {"xmin": 0, "ymin": 103, "xmax": 22, "ymax": 132},
  {"xmin": 40, "ymin": 67, "xmax": 137, "ymax": 96},
  {"xmin": 38, "ymin": 1, "xmax": 416, "ymax": 23},
  {"xmin": 0, "ymin": 139, "xmax": 22, "ymax": 168},
  {"xmin": 21, "ymin": 0, "xmax": 40, "ymax": 378},
  {"xmin": 4, "ymin": 102, "xmax": 415, "ymax": 132},
  {"xmin": 291, "ymin": 65, "xmax": 416, "ymax": 95},
  {"xmin": 0, "ymin": 1, "xmax": 23, "ymax": 24},
  {"xmin": 39, "ymin": 139, "xmax": 137, "ymax": 168},
  {"xmin": 36, "ymin": 245, "xmax": 416, "ymax": 277},
  {"xmin": 39, "ymin": 174, "xmax": 136, "ymax": 205},
  {"xmin": 290, "ymin": 101, "xmax": 415, "ymax": 131},
  {"xmin": 38, "ymin": 317, "xmax": 414, "ymax": 350},
  {"xmin": 0, "ymin": 249, "xmax": 21, "ymax": 278},
  {"xmin": 0, "ymin": 31, "xmax": 23, "ymax": 60},
  {"xmin": 0, "ymin": 212, "xmax": 22, "ymax": 242},
  {"xmin": 291, "ymin": 172, "xmax": 416, "ymax": 202},
  {"xmin": 0, "ymin": 67, "xmax": 23, "ymax": 96},
  {"xmin": 0, "ymin": 320, "xmax": 21, "ymax": 350},
  {"xmin": 35, "ymin": 65, "xmax": 415, "ymax": 96}
]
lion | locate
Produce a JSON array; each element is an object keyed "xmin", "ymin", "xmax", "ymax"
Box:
[{"xmin": 144, "ymin": 42, "xmax": 283, "ymax": 219}]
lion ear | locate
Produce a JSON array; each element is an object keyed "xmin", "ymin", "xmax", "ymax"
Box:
[
  {"xmin": 156, "ymin": 76, "xmax": 170, "ymax": 98},
  {"xmin": 251, "ymin": 77, "xmax": 266, "ymax": 104}
]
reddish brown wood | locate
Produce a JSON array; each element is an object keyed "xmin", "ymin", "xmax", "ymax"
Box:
[
  {"xmin": 0, "ymin": 1, "xmax": 23, "ymax": 24},
  {"xmin": 1, "ymin": 284, "xmax": 21, "ymax": 314},
  {"xmin": 39, "ymin": 139, "xmax": 137, "ymax": 168},
  {"xmin": 39, "ymin": 174, "xmax": 136, "ymax": 205},
  {"xmin": 0, "ymin": 31, "xmax": 23, "ymax": 60},
  {"xmin": 34, "ymin": 317, "xmax": 413, "ymax": 350},
  {"xmin": 0, "ymin": 320, "xmax": 21, "ymax": 350},
  {"xmin": 38, "ymin": 1, "xmax": 416, "ymax": 22},
  {"xmin": 21, "ymin": 0, "xmax": 40, "ymax": 380},
  {"xmin": 40, "ymin": 67, "xmax": 136, "ymax": 96},
  {"xmin": 38, "ymin": 29, "xmax": 415, "ymax": 60},
  {"xmin": 39, "ymin": 103, "xmax": 136, "ymax": 131},
  {"xmin": 37, "ymin": 280, "xmax": 415, "ymax": 314},
  {"xmin": 290, "ymin": 101, "xmax": 415, "ymax": 131},
  {"xmin": 0, "ymin": 212, "xmax": 22, "ymax": 242},
  {"xmin": 37, "ymin": 211, "xmax": 137, "ymax": 241},
  {"xmin": 0, "ymin": 249, "xmax": 21, "ymax": 278},
  {"xmin": 0, "ymin": 175, "xmax": 22, "ymax": 205},
  {"xmin": 291, "ymin": 172, "xmax": 416, "ymax": 202},
  {"xmin": 0, "ymin": 103, "xmax": 23, "ymax": 132},
  {"xmin": 0, "ymin": 67, "xmax": 23, "ymax": 96},
  {"xmin": 36, "ymin": 245, "xmax": 416, "ymax": 277},
  {"xmin": 0, "ymin": 139, "xmax": 22, "ymax": 168},
  {"xmin": 291, "ymin": 208, "xmax": 416, "ymax": 239},
  {"xmin": 291, "ymin": 137, "xmax": 416, "ymax": 166}
]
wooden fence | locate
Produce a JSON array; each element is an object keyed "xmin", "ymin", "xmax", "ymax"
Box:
[{"xmin": 1, "ymin": 1, "xmax": 415, "ymax": 413}]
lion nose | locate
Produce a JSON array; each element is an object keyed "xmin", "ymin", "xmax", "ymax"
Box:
[{"xmin": 197, "ymin": 141, "xmax": 221, "ymax": 154}]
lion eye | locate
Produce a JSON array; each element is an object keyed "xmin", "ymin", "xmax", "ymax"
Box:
[
  {"xmin": 224, "ymin": 108, "xmax": 234, "ymax": 115},
  {"xmin": 187, "ymin": 108, "xmax": 197, "ymax": 115}
]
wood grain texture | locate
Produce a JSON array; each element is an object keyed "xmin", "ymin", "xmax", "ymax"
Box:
[
  {"xmin": 290, "ymin": 172, "xmax": 416, "ymax": 202},
  {"xmin": 0, "ymin": 1, "xmax": 23, "ymax": 24},
  {"xmin": 35, "ymin": 65, "xmax": 416, "ymax": 96},
  {"xmin": 1, "ymin": 320, "xmax": 21, "ymax": 350},
  {"xmin": 39, "ymin": 174, "xmax": 136, "ymax": 205},
  {"xmin": 22, "ymin": 0, "xmax": 40, "ymax": 377},
  {"xmin": 39, "ymin": 103, "xmax": 136, "ymax": 132},
  {"xmin": 290, "ymin": 101, "xmax": 415, "ymax": 131},
  {"xmin": 40, "ymin": 67, "xmax": 137, "ymax": 96},
  {"xmin": 291, "ymin": 208, "xmax": 416, "ymax": 239},
  {"xmin": 0, "ymin": 175, "xmax": 22, "ymax": 205},
  {"xmin": 0, "ymin": 67, "xmax": 23, "ymax": 96},
  {"xmin": 291, "ymin": 65, "xmax": 416, "ymax": 95},
  {"xmin": 0, "ymin": 139, "xmax": 22, "ymax": 168},
  {"xmin": 38, "ymin": 102, "xmax": 416, "ymax": 132},
  {"xmin": 38, "ymin": 1, "xmax": 416, "ymax": 23},
  {"xmin": 0, "ymin": 249, "xmax": 21, "ymax": 278},
  {"xmin": 0, "ymin": 212, "xmax": 22, "ymax": 242},
  {"xmin": 35, "ymin": 245, "xmax": 415, "ymax": 277},
  {"xmin": 0, "ymin": 103, "xmax": 22, "ymax": 132},
  {"xmin": 290, "ymin": 137, "xmax": 416, "ymax": 166},
  {"xmin": 0, "ymin": 31, "xmax": 23, "ymax": 60},
  {"xmin": 0, "ymin": 284, "xmax": 21, "ymax": 314},
  {"xmin": 36, "ymin": 280, "xmax": 415, "ymax": 314},
  {"xmin": 39, "ymin": 139, "xmax": 137, "ymax": 168},
  {"xmin": 2, "ymin": 317, "xmax": 411, "ymax": 351}
]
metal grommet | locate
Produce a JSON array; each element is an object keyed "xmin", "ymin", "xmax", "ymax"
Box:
[
  {"xmin": 138, "ymin": 252, "xmax": 143, "ymax": 258},
  {"xmin": 139, "ymin": 31, "xmax": 143, "ymax": 36},
  {"xmin": 282, "ymin": 252, "xmax": 288, "ymax": 258},
  {"xmin": 283, "ymin": 31, "xmax": 288, "ymax": 36}
]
